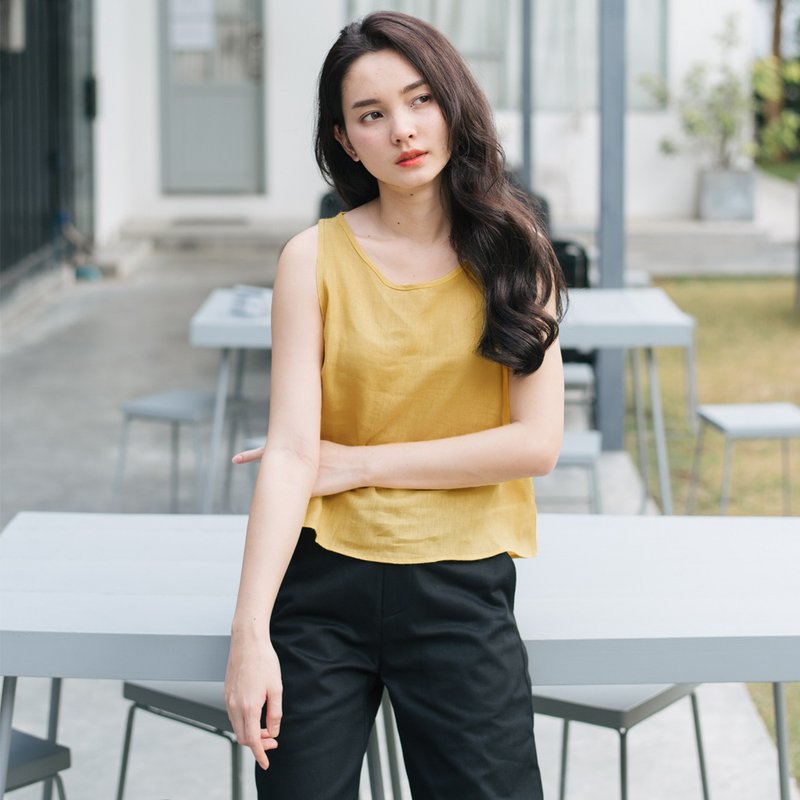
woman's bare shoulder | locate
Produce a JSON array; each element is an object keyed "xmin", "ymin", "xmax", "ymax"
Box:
[{"xmin": 279, "ymin": 223, "xmax": 320, "ymax": 269}]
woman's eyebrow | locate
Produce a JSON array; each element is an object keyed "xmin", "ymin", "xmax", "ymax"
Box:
[{"xmin": 350, "ymin": 79, "xmax": 429, "ymax": 110}]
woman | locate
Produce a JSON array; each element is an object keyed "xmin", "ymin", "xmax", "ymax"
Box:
[{"xmin": 225, "ymin": 11, "xmax": 565, "ymax": 799}]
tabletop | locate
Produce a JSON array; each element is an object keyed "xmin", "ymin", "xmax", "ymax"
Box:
[
  {"xmin": 559, "ymin": 287, "xmax": 695, "ymax": 349},
  {"xmin": 188, "ymin": 286, "xmax": 693, "ymax": 353},
  {"xmin": 190, "ymin": 287, "xmax": 272, "ymax": 350},
  {"xmin": 2, "ymin": 512, "xmax": 798, "ymax": 686}
]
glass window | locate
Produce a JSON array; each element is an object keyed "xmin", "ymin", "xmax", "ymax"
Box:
[{"xmin": 346, "ymin": 0, "xmax": 666, "ymax": 111}]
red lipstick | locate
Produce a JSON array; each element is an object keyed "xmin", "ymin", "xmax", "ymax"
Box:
[{"xmin": 396, "ymin": 149, "xmax": 427, "ymax": 166}]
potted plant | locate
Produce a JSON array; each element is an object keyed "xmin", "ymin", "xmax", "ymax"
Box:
[{"xmin": 642, "ymin": 15, "xmax": 756, "ymax": 220}]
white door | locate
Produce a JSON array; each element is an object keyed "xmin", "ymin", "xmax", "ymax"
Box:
[{"xmin": 160, "ymin": 0, "xmax": 264, "ymax": 194}]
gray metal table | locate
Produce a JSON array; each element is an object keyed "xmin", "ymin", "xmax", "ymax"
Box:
[
  {"xmin": 190, "ymin": 287, "xmax": 272, "ymax": 513},
  {"xmin": 2, "ymin": 512, "xmax": 798, "ymax": 796},
  {"xmin": 560, "ymin": 287, "xmax": 697, "ymax": 514}
]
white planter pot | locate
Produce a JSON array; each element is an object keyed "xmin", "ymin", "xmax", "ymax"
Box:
[{"xmin": 697, "ymin": 169, "xmax": 755, "ymax": 221}]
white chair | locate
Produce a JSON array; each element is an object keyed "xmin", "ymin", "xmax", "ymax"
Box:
[
  {"xmin": 115, "ymin": 680, "xmax": 392, "ymax": 800},
  {"xmin": 552, "ymin": 430, "xmax": 603, "ymax": 513},
  {"xmin": 111, "ymin": 389, "xmax": 216, "ymax": 512},
  {"xmin": 6, "ymin": 728, "xmax": 70, "ymax": 798},
  {"xmin": 687, "ymin": 402, "xmax": 800, "ymax": 514},
  {"xmin": 532, "ymin": 683, "xmax": 710, "ymax": 800}
]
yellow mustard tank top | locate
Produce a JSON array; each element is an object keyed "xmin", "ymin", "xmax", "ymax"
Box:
[{"xmin": 303, "ymin": 213, "xmax": 536, "ymax": 563}]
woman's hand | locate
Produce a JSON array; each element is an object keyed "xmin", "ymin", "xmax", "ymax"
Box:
[
  {"xmin": 232, "ymin": 441, "xmax": 366, "ymax": 497},
  {"xmin": 224, "ymin": 631, "xmax": 282, "ymax": 770},
  {"xmin": 312, "ymin": 440, "xmax": 365, "ymax": 496}
]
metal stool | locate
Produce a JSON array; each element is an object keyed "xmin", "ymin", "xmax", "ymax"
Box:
[
  {"xmin": 6, "ymin": 729, "xmax": 70, "ymax": 798},
  {"xmin": 563, "ymin": 362, "xmax": 595, "ymax": 409},
  {"xmin": 532, "ymin": 683, "xmax": 710, "ymax": 800},
  {"xmin": 115, "ymin": 681, "xmax": 392, "ymax": 800},
  {"xmin": 112, "ymin": 389, "xmax": 216, "ymax": 513},
  {"xmin": 687, "ymin": 402, "xmax": 800, "ymax": 514},
  {"xmin": 554, "ymin": 430, "xmax": 603, "ymax": 513}
]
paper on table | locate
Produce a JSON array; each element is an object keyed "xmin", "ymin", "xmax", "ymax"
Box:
[{"xmin": 231, "ymin": 284, "xmax": 271, "ymax": 318}]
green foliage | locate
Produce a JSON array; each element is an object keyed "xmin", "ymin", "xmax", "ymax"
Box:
[
  {"xmin": 753, "ymin": 55, "xmax": 800, "ymax": 160},
  {"xmin": 641, "ymin": 15, "xmax": 754, "ymax": 169}
]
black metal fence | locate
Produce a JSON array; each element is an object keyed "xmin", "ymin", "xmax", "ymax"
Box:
[{"xmin": 0, "ymin": 0, "xmax": 73, "ymax": 298}]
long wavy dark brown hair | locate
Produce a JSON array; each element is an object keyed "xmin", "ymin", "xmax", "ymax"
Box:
[{"xmin": 315, "ymin": 11, "xmax": 566, "ymax": 375}]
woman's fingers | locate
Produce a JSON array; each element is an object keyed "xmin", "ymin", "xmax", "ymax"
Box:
[
  {"xmin": 231, "ymin": 446, "xmax": 266, "ymax": 465},
  {"xmin": 265, "ymin": 682, "xmax": 283, "ymax": 738},
  {"xmin": 242, "ymin": 708, "xmax": 272, "ymax": 770},
  {"xmin": 229, "ymin": 691, "xmax": 282, "ymax": 770}
]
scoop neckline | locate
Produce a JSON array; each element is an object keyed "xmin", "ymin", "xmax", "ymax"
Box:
[{"xmin": 336, "ymin": 213, "xmax": 463, "ymax": 291}]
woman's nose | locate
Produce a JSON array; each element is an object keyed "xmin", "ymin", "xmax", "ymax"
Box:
[{"xmin": 391, "ymin": 113, "xmax": 416, "ymax": 143}]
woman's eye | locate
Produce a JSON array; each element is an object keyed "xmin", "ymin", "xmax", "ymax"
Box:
[
  {"xmin": 361, "ymin": 111, "xmax": 382, "ymax": 122},
  {"xmin": 413, "ymin": 94, "xmax": 432, "ymax": 106}
]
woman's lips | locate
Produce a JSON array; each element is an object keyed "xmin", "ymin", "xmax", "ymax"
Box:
[{"xmin": 396, "ymin": 150, "xmax": 427, "ymax": 167}]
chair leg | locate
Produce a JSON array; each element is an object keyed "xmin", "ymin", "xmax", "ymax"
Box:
[
  {"xmin": 690, "ymin": 692, "xmax": 710, "ymax": 800},
  {"xmin": 381, "ymin": 695, "xmax": 403, "ymax": 800},
  {"xmin": 619, "ymin": 729, "xmax": 628, "ymax": 800},
  {"xmin": 193, "ymin": 422, "xmax": 206, "ymax": 514},
  {"xmin": 53, "ymin": 774, "xmax": 67, "ymax": 800},
  {"xmin": 115, "ymin": 703, "xmax": 138, "ymax": 800},
  {"xmin": 170, "ymin": 422, "xmax": 180, "ymax": 513},
  {"xmin": 111, "ymin": 417, "xmax": 131, "ymax": 511},
  {"xmin": 686, "ymin": 422, "xmax": 706, "ymax": 514},
  {"xmin": 229, "ymin": 737, "xmax": 242, "ymax": 800},
  {"xmin": 719, "ymin": 438, "xmax": 734, "ymax": 515},
  {"xmin": 588, "ymin": 462, "xmax": 602, "ymax": 514},
  {"xmin": 558, "ymin": 719, "xmax": 570, "ymax": 800},
  {"xmin": 366, "ymin": 722, "xmax": 385, "ymax": 800}
]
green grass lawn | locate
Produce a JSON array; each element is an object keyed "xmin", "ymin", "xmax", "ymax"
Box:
[
  {"xmin": 624, "ymin": 276, "xmax": 800, "ymax": 781},
  {"xmin": 758, "ymin": 159, "xmax": 800, "ymax": 183}
]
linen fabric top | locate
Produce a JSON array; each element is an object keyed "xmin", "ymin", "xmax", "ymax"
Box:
[{"xmin": 303, "ymin": 213, "xmax": 536, "ymax": 564}]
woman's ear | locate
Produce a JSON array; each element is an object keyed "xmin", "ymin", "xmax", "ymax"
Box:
[{"xmin": 334, "ymin": 125, "xmax": 359, "ymax": 162}]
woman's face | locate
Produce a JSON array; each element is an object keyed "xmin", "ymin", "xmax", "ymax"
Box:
[{"xmin": 335, "ymin": 49, "xmax": 450, "ymax": 194}]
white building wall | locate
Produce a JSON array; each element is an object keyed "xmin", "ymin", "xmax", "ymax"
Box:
[
  {"xmin": 93, "ymin": 0, "xmax": 345, "ymax": 244},
  {"xmin": 499, "ymin": 0, "xmax": 755, "ymax": 226},
  {"xmin": 92, "ymin": 0, "xmax": 761, "ymax": 245},
  {"xmin": 94, "ymin": 1, "xmax": 138, "ymax": 244}
]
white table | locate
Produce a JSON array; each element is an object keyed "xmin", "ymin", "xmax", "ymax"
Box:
[
  {"xmin": 560, "ymin": 288, "xmax": 697, "ymax": 514},
  {"xmin": 190, "ymin": 288, "xmax": 272, "ymax": 513},
  {"xmin": 2, "ymin": 512, "xmax": 798, "ymax": 796},
  {"xmin": 189, "ymin": 286, "xmax": 694, "ymax": 515}
]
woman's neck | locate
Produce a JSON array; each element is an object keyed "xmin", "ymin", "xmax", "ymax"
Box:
[{"xmin": 372, "ymin": 182, "xmax": 450, "ymax": 245}]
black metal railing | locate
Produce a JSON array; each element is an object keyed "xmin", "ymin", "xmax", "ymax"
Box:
[{"xmin": 0, "ymin": 0, "xmax": 73, "ymax": 295}]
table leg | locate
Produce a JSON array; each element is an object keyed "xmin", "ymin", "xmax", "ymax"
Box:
[
  {"xmin": 629, "ymin": 349, "xmax": 650, "ymax": 514},
  {"xmin": 42, "ymin": 678, "xmax": 62, "ymax": 800},
  {"xmin": 0, "ymin": 676, "xmax": 18, "ymax": 793},
  {"xmin": 223, "ymin": 349, "xmax": 247, "ymax": 511},
  {"xmin": 773, "ymin": 682, "xmax": 792, "ymax": 800},
  {"xmin": 782, "ymin": 439, "xmax": 792, "ymax": 516},
  {"xmin": 685, "ymin": 340, "xmax": 698, "ymax": 434},
  {"xmin": 645, "ymin": 348, "xmax": 673, "ymax": 514},
  {"xmin": 201, "ymin": 348, "xmax": 232, "ymax": 514}
]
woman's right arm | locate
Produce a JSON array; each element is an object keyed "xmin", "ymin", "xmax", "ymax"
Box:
[{"xmin": 224, "ymin": 224, "xmax": 323, "ymax": 770}]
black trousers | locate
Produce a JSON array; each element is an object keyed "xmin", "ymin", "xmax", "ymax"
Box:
[{"xmin": 256, "ymin": 528, "xmax": 543, "ymax": 800}]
